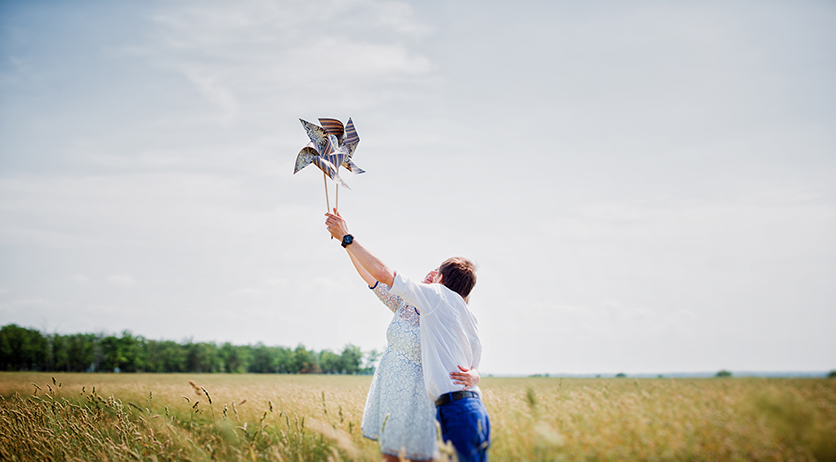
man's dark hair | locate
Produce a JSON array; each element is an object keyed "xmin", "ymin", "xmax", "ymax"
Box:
[{"xmin": 438, "ymin": 257, "xmax": 477, "ymax": 300}]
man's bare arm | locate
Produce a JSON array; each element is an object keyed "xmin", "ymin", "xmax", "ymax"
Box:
[
  {"xmin": 345, "ymin": 240, "xmax": 395, "ymax": 287},
  {"xmin": 325, "ymin": 211, "xmax": 395, "ymax": 287}
]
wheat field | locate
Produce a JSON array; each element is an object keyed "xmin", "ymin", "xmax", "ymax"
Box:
[{"xmin": 1, "ymin": 372, "xmax": 834, "ymax": 461}]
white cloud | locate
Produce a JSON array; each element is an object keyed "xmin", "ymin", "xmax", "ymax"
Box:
[
  {"xmin": 86, "ymin": 304, "xmax": 140, "ymax": 315},
  {"xmin": 181, "ymin": 65, "xmax": 239, "ymax": 124},
  {"xmin": 140, "ymin": 0, "xmax": 437, "ymax": 120},
  {"xmin": 68, "ymin": 274, "xmax": 88, "ymax": 285},
  {"xmin": 105, "ymin": 275, "xmax": 137, "ymax": 288},
  {"xmin": 267, "ymin": 278, "xmax": 289, "ymax": 287},
  {"xmin": 285, "ymin": 38, "xmax": 434, "ymax": 78},
  {"xmin": 0, "ymin": 298, "xmax": 50, "ymax": 317},
  {"xmin": 10, "ymin": 298, "xmax": 46, "ymax": 306}
]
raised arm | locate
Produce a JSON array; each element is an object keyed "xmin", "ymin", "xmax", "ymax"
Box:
[
  {"xmin": 347, "ymin": 251, "xmax": 377, "ymax": 287},
  {"xmin": 325, "ymin": 210, "xmax": 395, "ymax": 287}
]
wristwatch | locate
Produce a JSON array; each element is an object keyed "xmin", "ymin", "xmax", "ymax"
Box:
[{"xmin": 341, "ymin": 234, "xmax": 354, "ymax": 248}]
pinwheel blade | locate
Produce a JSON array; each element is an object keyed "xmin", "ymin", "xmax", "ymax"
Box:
[
  {"xmin": 293, "ymin": 144, "xmax": 317, "ymax": 174},
  {"xmin": 324, "ymin": 134, "xmax": 350, "ymax": 170},
  {"xmin": 312, "ymin": 156, "xmax": 351, "ymax": 189},
  {"xmin": 299, "ymin": 119, "xmax": 329, "ymax": 155},
  {"xmin": 342, "ymin": 118, "xmax": 361, "ymax": 173},
  {"xmin": 318, "ymin": 118, "xmax": 345, "ymax": 141},
  {"xmin": 343, "ymin": 159, "xmax": 365, "ymax": 174},
  {"xmin": 344, "ymin": 118, "xmax": 360, "ymax": 146}
]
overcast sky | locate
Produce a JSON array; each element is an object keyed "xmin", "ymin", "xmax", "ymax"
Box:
[{"xmin": 1, "ymin": 0, "xmax": 834, "ymax": 375}]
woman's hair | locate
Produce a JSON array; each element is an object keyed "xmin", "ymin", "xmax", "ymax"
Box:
[{"xmin": 438, "ymin": 257, "xmax": 477, "ymax": 300}]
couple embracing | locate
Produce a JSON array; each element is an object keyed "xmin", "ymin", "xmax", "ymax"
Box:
[{"xmin": 325, "ymin": 211, "xmax": 491, "ymax": 462}]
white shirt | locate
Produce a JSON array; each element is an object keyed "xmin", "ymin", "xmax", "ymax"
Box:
[{"xmin": 390, "ymin": 271, "xmax": 482, "ymax": 401}]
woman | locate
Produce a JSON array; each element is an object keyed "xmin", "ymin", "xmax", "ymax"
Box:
[{"xmin": 347, "ymin": 253, "xmax": 479, "ymax": 462}]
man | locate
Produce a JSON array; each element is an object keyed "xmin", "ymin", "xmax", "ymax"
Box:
[{"xmin": 325, "ymin": 210, "xmax": 491, "ymax": 462}]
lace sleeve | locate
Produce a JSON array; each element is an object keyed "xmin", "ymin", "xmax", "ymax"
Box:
[{"xmin": 371, "ymin": 282, "xmax": 404, "ymax": 314}]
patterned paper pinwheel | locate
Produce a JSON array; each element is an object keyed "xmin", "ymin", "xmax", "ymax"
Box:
[{"xmin": 294, "ymin": 118, "xmax": 363, "ymax": 211}]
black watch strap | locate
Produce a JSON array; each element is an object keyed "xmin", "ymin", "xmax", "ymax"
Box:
[{"xmin": 341, "ymin": 234, "xmax": 354, "ymax": 248}]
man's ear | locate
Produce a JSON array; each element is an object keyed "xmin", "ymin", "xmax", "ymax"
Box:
[{"xmin": 435, "ymin": 273, "xmax": 443, "ymax": 285}]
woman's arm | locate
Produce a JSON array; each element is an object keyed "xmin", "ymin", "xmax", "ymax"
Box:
[
  {"xmin": 348, "ymin": 251, "xmax": 377, "ymax": 287},
  {"xmin": 347, "ymin": 235, "xmax": 404, "ymax": 314}
]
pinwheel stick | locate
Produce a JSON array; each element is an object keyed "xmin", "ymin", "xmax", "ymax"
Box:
[
  {"xmin": 336, "ymin": 185, "xmax": 339, "ymax": 212},
  {"xmin": 323, "ymin": 172, "xmax": 330, "ymax": 212}
]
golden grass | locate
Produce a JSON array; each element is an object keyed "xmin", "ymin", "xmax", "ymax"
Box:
[
  {"xmin": 1, "ymin": 373, "xmax": 834, "ymax": 461},
  {"xmin": 486, "ymin": 377, "xmax": 836, "ymax": 461}
]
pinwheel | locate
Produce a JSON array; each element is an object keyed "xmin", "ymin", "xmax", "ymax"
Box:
[{"xmin": 294, "ymin": 118, "xmax": 363, "ymax": 211}]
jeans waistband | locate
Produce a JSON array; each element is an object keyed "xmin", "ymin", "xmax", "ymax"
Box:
[{"xmin": 435, "ymin": 390, "xmax": 479, "ymax": 407}]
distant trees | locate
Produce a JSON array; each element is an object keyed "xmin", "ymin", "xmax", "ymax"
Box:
[
  {"xmin": 219, "ymin": 343, "xmax": 249, "ymax": 373},
  {"xmin": 0, "ymin": 324, "xmax": 374, "ymax": 374},
  {"xmin": 716, "ymin": 370, "xmax": 733, "ymax": 378},
  {"xmin": 0, "ymin": 324, "xmax": 47, "ymax": 371},
  {"xmin": 615, "ymin": 373, "xmax": 627, "ymax": 378}
]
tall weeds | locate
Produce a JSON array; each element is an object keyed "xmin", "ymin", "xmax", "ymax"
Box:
[{"xmin": 1, "ymin": 373, "xmax": 834, "ymax": 461}]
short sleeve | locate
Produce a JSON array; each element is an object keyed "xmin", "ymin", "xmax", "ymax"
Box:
[{"xmin": 371, "ymin": 282, "xmax": 403, "ymax": 314}]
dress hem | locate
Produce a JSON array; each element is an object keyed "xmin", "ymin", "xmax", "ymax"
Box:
[
  {"xmin": 380, "ymin": 448, "xmax": 437, "ymax": 461},
  {"xmin": 363, "ymin": 430, "xmax": 437, "ymax": 461}
]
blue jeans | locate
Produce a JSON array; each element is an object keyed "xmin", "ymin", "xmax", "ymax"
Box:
[{"xmin": 436, "ymin": 397, "xmax": 491, "ymax": 462}]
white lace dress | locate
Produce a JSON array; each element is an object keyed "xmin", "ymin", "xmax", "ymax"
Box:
[{"xmin": 361, "ymin": 282, "xmax": 438, "ymax": 460}]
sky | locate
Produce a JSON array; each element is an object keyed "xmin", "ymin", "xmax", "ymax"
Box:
[{"xmin": 1, "ymin": 0, "xmax": 834, "ymax": 375}]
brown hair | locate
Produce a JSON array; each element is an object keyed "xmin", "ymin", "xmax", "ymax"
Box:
[{"xmin": 438, "ymin": 257, "xmax": 477, "ymax": 300}]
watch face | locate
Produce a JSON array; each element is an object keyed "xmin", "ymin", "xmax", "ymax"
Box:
[{"xmin": 342, "ymin": 235, "xmax": 353, "ymax": 246}]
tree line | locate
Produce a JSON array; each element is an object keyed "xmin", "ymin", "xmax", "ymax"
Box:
[{"xmin": 0, "ymin": 324, "xmax": 379, "ymax": 374}]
